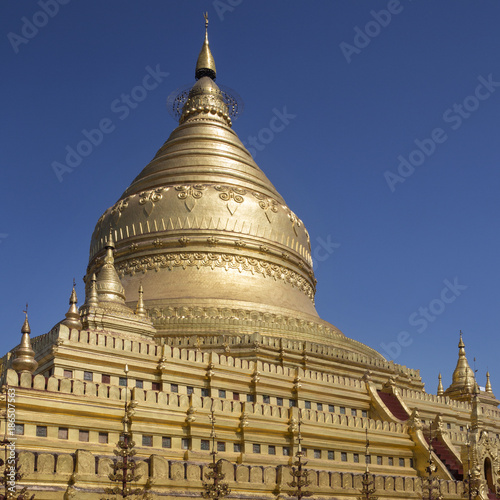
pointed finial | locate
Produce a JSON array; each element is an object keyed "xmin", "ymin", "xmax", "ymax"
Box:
[
  {"xmin": 62, "ymin": 280, "xmax": 82, "ymax": 330},
  {"xmin": 135, "ymin": 284, "xmax": 146, "ymax": 317},
  {"xmin": 485, "ymin": 371, "xmax": 493, "ymax": 394},
  {"xmin": 107, "ymin": 228, "xmax": 115, "ymax": 249},
  {"xmin": 86, "ymin": 273, "xmax": 99, "ymax": 307},
  {"xmin": 21, "ymin": 303, "xmax": 30, "ymax": 334},
  {"xmin": 12, "ymin": 307, "xmax": 38, "ymax": 373},
  {"xmin": 459, "ymin": 330, "xmax": 465, "ymax": 349},
  {"xmin": 437, "ymin": 373, "xmax": 444, "ymax": 396},
  {"xmin": 195, "ymin": 12, "xmax": 216, "ymax": 80}
]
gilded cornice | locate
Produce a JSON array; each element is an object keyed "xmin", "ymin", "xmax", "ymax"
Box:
[
  {"xmin": 148, "ymin": 305, "xmax": 336, "ymax": 331},
  {"xmin": 115, "ymin": 251, "xmax": 315, "ymax": 302}
]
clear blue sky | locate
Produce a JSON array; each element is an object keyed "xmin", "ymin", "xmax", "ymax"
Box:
[{"xmin": 1, "ymin": 1, "xmax": 499, "ymax": 396}]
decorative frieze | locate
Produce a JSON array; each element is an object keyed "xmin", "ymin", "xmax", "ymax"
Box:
[{"xmin": 115, "ymin": 252, "xmax": 315, "ymax": 301}]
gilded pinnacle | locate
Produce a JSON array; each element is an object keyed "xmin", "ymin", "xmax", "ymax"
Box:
[
  {"xmin": 195, "ymin": 12, "xmax": 216, "ymax": 80},
  {"xmin": 437, "ymin": 373, "xmax": 444, "ymax": 396},
  {"xmin": 21, "ymin": 308, "xmax": 30, "ymax": 334},
  {"xmin": 107, "ymin": 228, "xmax": 115, "ymax": 249},
  {"xmin": 135, "ymin": 284, "xmax": 146, "ymax": 317},
  {"xmin": 96, "ymin": 231, "xmax": 126, "ymax": 305},
  {"xmin": 12, "ymin": 310, "xmax": 38, "ymax": 373},
  {"xmin": 485, "ymin": 371, "xmax": 493, "ymax": 394},
  {"xmin": 86, "ymin": 273, "xmax": 99, "ymax": 307},
  {"xmin": 458, "ymin": 330, "xmax": 465, "ymax": 350},
  {"xmin": 445, "ymin": 331, "xmax": 476, "ymax": 399},
  {"xmin": 62, "ymin": 283, "xmax": 83, "ymax": 330}
]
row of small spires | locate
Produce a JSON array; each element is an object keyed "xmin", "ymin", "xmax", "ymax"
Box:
[
  {"xmin": 10, "ymin": 232, "xmax": 497, "ymax": 401},
  {"xmin": 11, "ymin": 231, "xmax": 147, "ymax": 374},
  {"xmin": 12, "ymin": 312, "xmax": 496, "ymax": 404},
  {"xmin": 437, "ymin": 370, "xmax": 494, "ymax": 396}
]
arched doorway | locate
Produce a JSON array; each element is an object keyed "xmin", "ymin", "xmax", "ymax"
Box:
[{"xmin": 484, "ymin": 457, "xmax": 494, "ymax": 493}]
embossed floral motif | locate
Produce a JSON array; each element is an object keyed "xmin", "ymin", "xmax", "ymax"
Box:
[
  {"xmin": 178, "ymin": 236, "xmax": 190, "ymax": 247},
  {"xmin": 175, "ymin": 184, "xmax": 206, "ymax": 200},
  {"xmin": 214, "ymin": 185, "xmax": 246, "ymax": 215},
  {"xmin": 115, "ymin": 252, "xmax": 316, "ymax": 302},
  {"xmin": 207, "ymin": 236, "xmax": 219, "ymax": 246},
  {"xmin": 139, "ymin": 187, "xmax": 166, "ymax": 216},
  {"xmin": 214, "ymin": 185, "xmax": 246, "ymax": 202},
  {"xmin": 153, "ymin": 238, "xmax": 163, "ymax": 247},
  {"xmin": 253, "ymin": 192, "xmax": 279, "ymax": 223},
  {"xmin": 139, "ymin": 187, "xmax": 165, "ymax": 205},
  {"xmin": 110, "ymin": 197, "xmax": 129, "ymax": 222},
  {"xmin": 129, "ymin": 243, "xmax": 138, "ymax": 251},
  {"xmin": 175, "ymin": 184, "xmax": 207, "ymax": 212},
  {"xmin": 259, "ymin": 245, "xmax": 269, "ymax": 253},
  {"xmin": 235, "ymin": 240, "xmax": 246, "ymax": 248}
]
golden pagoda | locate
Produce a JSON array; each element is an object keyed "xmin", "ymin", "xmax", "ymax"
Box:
[{"xmin": 0, "ymin": 17, "xmax": 499, "ymax": 500}]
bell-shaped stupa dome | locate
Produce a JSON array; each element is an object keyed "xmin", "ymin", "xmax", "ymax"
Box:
[{"xmin": 86, "ymin": 18, "xmax": 382, "ymax": 360}]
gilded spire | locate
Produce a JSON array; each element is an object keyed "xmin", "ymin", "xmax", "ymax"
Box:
[
  {"xmin": 96, "ymin": 229, "xmax": 126, "ymax": 304},
  {"xmin": 62, "ymin": 280, "xmax": 83, "ymax": 330},
  {"xmin": 135, "ymin": 285, "xmax": 146, "ymax": 317},
  {"xmin": 195, "ymin": 12, "xmax": 216, "ymax": 81},
  {"xmin": 458, "ymin": 330, "xmax": 465, "ymax": 350},
  {"xmin": 485, "ymin": 371, "xmax": 493, "ymax": 394},
  {"xmin": 445, "ymin": 331, "xmax": 476, "ymax": 399},
  {"xmin": 437, "ymin": 373, "xmax": 444, "ymax": 396},
  {"xmin": 12, "ymin": 306, "xmax": 38, "ymax": 374},
  {"xmin": 86, "ymin": 273, "xmax": 99, "ymax": 307},
  {"xmin": 456, "ymin": 331, "xmax": 475, "ymax": 391},
  {"xmin": 21, "ymin": 306, "xmax": 30, "ymax": 334},
  {"xmin": 179, "ymin": 13, "xmax": 229, "ymax": 127}
]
